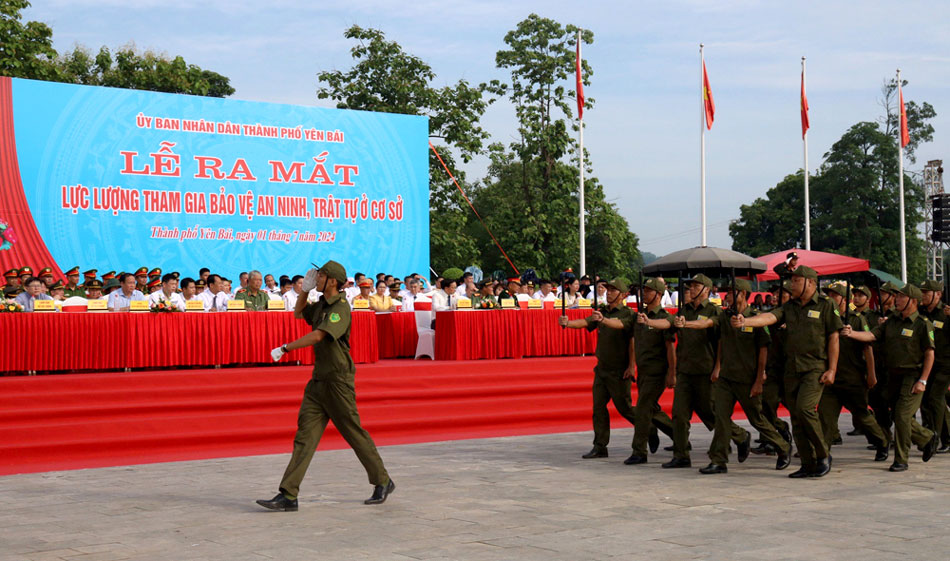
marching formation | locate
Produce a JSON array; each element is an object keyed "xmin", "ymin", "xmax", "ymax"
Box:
[{"xmin": 561, "ymin": 264, "xmax": 949, "ymax": 476}]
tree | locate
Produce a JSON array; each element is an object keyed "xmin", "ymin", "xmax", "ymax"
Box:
[
  {"xmin": 475, "ymin": 14, "xmax": 640, "ymax": 279},
  {"xmin": 0, "ymin": 0, "xmax": 59, "ymax": 81},
  {"xmin": 317, "ymin": 25, "xmax": 492, "ymax": 274},
  {"xmin": 729, "ymin": 172, "xmax": 808, "ymax": 258},
  {"xmin": 55, "ymin": 45, "xmax": 234, "ymax": 97},
  {"xmin": 878, "ymin": 78, "xmax": 936, "ymax": 164}
]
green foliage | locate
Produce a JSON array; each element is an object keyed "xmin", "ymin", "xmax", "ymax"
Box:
[{"xmin": 0, "ymin": 0, "xmax": 59, "ymax": 81}]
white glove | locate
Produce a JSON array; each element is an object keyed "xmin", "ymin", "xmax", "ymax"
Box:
[
  {"xmin": 271, "ymin": 346, "xmax": 286, "ymax": 362},
  {"xmin": 301, "ymin": 268, "xmax": 319, "ymax": 293}
]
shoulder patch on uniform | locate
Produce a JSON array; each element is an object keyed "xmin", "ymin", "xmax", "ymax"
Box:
[
  {"xmin": 929, "ymin": 329, "xmax": 935, "ymax": 341},
  {"xmin": 833, "ymin": 308, "xmax": 840, "ymax": 317},
  {"xmin": 329, "ymin": 312, "xmax": 341, "ymax": 323}
]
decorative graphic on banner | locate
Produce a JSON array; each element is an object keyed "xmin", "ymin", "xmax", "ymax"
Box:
[{"xmin": 0, "ymin": 77, "xmax": 429, "ymax": 280}]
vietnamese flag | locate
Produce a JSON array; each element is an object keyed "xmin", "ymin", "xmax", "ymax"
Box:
[
  {"xmin": 703, "ymin": 60, "xmax": 714, "ymax": 129},
  {"xmin": 800, "ymin": 69, "xmax": 809, "ymax": 138},
  {"xmin": 899, "ymin": 83, "xmax": 909, "ymax": 147},
  {"xmin": 575, "ymin": 39, "xmax": 584, "ymax": 120}
]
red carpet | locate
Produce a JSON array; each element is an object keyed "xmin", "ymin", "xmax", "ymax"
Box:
[{"xmin": 0, "ymin": 357, "xmax": 774, "ymax": 475}]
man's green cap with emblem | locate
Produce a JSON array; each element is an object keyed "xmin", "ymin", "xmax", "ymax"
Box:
[
  {"xmin": 103, "ymin": 279, "xmax": 120, "ymax": 291},
  {"xmin": 731, "ymin": 278, "xmax": 753, "ymax": 293},
  {"xmin": 791, "ymin": 265, "xmax": 818, "ymax": 281},
  {"xmin": 880, "ymin": 281, "xmax": 898, "ymax": 294},
  {"xmin": 782, "ymin": 280, "xmax": 793, "ymax": 293},
  {"xmin": 897, "ymin": 282, "xmax": 923, "ymax": 301},
  {"xmin": 823, "ymin": 281, "xmax": 848, "ymax": 298},
  {"xmin": 684, "ymin": 274, "xmax": 713, "ymax": 289},
  {"xmin": 318, "ymin": 260, "xmax": 347, "ymax": 285},
  {"xmin": 85, "ymin": 279, "xmax": 103, "ymax": 290},
  {"xmin": 920, "ymin": 279, "xmax": 944, "ymax": 292},
  {"xmin": 606, "ymin": 277, "xmax": 630, "ymax": 294},
  {"xmin": 642, "ymin": 277, "xmax": 666, "ymax": 293},
  {"xmin": 853, "ymin": 285, "xmax": 871, "ymax": 298}
]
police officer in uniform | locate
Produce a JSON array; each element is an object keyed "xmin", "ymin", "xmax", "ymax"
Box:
[
  {"xmin": 626, "ymin": 277, "xmax": 677, "ymax": 465},
  {"xmin": 731, "ymin": 266, "xmax": 842, "ymax": 478},
  {"xmin": 63, "ymin": 267, "xmax": 85, "ymax": 298},
  {"xmin": 258, "ymin": 261, "xmax": 393, "ymax": 510},
  {"xmin": 817, "ymin": 282, "xmax": 889, "ymax": 461},
  {"xmin": 693, "ymin": 279, "xmax": 791, "ymax": 473},
  {"xmin": 842, "ymin": 282, "xmax": 939, "ymax": 471},
  {"xmin": 917, "ymin": 280, "xmax": 950, "ymax": 449},
  {"xmin": 756, "ymin": 282, "xmax": 792, "ymax": 454},
  {"xmin": 668, "ymin": 274, "xmax": 750, "ymax": 468},
  {"xmin": 559, "ymin": 278, "xmax": 671, "ymax": 459}
]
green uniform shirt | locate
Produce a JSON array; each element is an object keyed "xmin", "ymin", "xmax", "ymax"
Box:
[
  {"xmin": 717, "ymin": 307, "xmax": 770, "ymax": 384},
  {"xmin": 302, "ymin": 293, "xmax": 355, "ymax": 382},
  {"xmin": 920, "ymin": 305, "xmax": 950, "ymax": 366},
  {"xmin": 870, "ymin": 311, "xmax": 935, "ymax": 372},
  {"xmin": 586, "ymin": 304, "xmax": 635, "ymax": 373},
  {"xmin": 633, "ymin": 305, "xmax": 676, "ymax": 377},
  {"xmin": 675, "ymin": 299, "xmax": 721, "ymax": 375},
  {"xmin": 835, "ymin": 312, "xmax": 871, "ymax": 385},
  {"xmin": 237, "ymin": 290, "xmax": 270, "ymax": 311},
  {"xmin": 770, "ymin": 292, "xmax": 843, "ymax": 373},
  {"xmin": 64, "ymin": 287, "xmax": 86, "ymax": 298}
]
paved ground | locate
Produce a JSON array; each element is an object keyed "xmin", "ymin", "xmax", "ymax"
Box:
[{"xmin": 2, "ymin": 419, "xmax": 949, "ymax": 561}]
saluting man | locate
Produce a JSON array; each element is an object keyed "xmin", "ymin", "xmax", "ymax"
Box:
[
  {"xmin": 259, "ymin": 261, "xmax": 394, "ymax": 511},
  {"xmin": 731, "ymin": 266, "xmax": 841, "ymax": 478},
  {"xmin": 842, "ymin": 282, "xmax": 939, "ymax": 471}
]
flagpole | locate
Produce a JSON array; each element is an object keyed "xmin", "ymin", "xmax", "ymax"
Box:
[
  {"xmin": 700, "ymin": 44, "xmax": 707, "ymax": 247},
  {"xmin": 897, "ymin": 68, "xmax": 907, "ymax": 283},
  {"xmin": 802, "ymin": 57, "xmax": 811, "ymax": 251},
  {"xmin": 577, "ymin": 29, "xmax": 586, "ymax": 278}
]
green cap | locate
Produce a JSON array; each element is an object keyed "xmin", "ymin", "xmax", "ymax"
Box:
[
  {"xmin": 897, "ymin": 282, "xmax": 922, "ymax": 301},
  {"xmin": 318, "ymin": 260, "xmax": 347, "ymax": 285},
  {"xmin": 791, "ymin": 265, "xmax": 818, "ymax": 281},
  {"xmin": 642, "ymin": 277, "xmax": 666, "ymax": 293},
  {"xmin": 920, "ymin": 279, "xmax": 944, "ymax": 292},
  {"xmin": 853, "ymin": 285, "xmax": 871, "ymax": 298},
  {"xmin": 606, "ymin": 277, "xmax": 630, "ymax": 294},
  {"xmin": 684, "ymin": 274, "xmax": 713, "ymax": 289},
  {"xmin": 730, "ymin": 279, "xmax": 753, "ymax": 293},
  {"xmin": 823, "ymin": 281, "xmax": 848, "ymax": 298},
  {"xmin": 103, "ymin": 278, "xmax": 120, "ymax": 291},
  {"xmin": 880, "ymin": 281, "xmax": 898, "ymax": 294},
  {"xmin": 782, "ymin": 280, "xmax": 794, "ymax": 293}
]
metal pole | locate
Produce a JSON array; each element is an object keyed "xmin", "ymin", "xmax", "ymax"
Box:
[
  {"xmin": 578, "ymin": 30, "xmax": 586, "ymax": 278},
  {"xmin": 803, "ymin": 57, "xmax": 811, "ymax": 251},
  {"xmin": 700, "ymin": 44, "xmax": 707, "ymax": 247},
  {"xmin": 898, "ymin": 69, "xmax": 907, "ymax": 283}
]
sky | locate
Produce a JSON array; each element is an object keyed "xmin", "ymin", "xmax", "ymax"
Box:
[{"xmin": 25, "ymin": 0, "xmax": 950, "ymax": 259}]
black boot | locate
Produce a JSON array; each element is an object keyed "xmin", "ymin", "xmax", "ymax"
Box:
[
  {"xmin": 365, "ymin": 479, "xmax": 396, "ymax": 505},
  {"xmin": 256, "ymin": 494, "xmax": 298, "ymax": 512}
]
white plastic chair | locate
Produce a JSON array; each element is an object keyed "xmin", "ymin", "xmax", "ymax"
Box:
[{"xmin": 414, "ymin": 309, "xmax": 435, "ymax": 360}]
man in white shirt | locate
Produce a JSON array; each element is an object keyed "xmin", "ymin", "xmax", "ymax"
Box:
[
  {"xmin": 263, "ymin": 273, "xmax": 280, "ymax": 296},
  {"xmin": 533, "ymin": 280, "xmax": 555, "ymax": 300},
  {"xmin": 457, "ymin": 272, "xmax": 475, "ymax": 299},
  {"xmin": 432, "ymin": 278, "xmax": 458, "ymax": 312},
  {"xmin": 180, "ymin": 277, "xmax": 199, "ymax": 302},
  {"xmin": 199, "ymin": 274, "xmax": 230, "ymax": 311},
  {"xmin": 283, "ymin": 275, "xmax": 304, "ymax": 309},
  {"xmin": 107, "ymin": 273, "xmax": 147, "ymax": 311},
  {"xmin": 148, "ymin": 273, "xmax": 187, "ymax": 311},
  {"xmin": 401, "ymin": 279, "xmax": 422, "ymax": 310}
]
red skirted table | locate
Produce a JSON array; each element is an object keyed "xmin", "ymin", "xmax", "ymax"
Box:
[
  {"xmin": 434, "ymin": 308, "xmax": 597, "ymax": 361},
  {"xmin": 374, "ymin": 311, "xmax": 419, "ymax": 359},
  {"xmin": 0, "ymin": 311, "xmax": 378, "ymax": 372}
]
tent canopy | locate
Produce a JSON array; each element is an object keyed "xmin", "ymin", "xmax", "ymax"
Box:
[{"xmin": 757, "ymin": 248, "xmax": 869, "ymax": 281}]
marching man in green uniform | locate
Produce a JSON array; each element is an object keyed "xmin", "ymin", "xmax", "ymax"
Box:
[
  {"xmin": 731, "ymin": 266, "xmax": 841, "ymax": 478},
  {"xmin": 918, "ymin": 280, "xmax": 950, "ymax": 447},
  {"xmin": 259, "ymin": 260, "xmax": 394, "ymax": 510},
  {"xmin": 680, "ymin": 279, "xmax": 791, "ymax": 473},
  {"xmin": 817, "ymin": 282, "xmax": 890, "ymax": 461},
  {"xmin": 559, "ymin": 278, "xmax": 672, "ymax": 459},
  {"xmin": 757, "ymin": 282, "xmax": 792, "ymax": 453},
  {"xmin": 667, "ymin": 274, "xmax": 749, "ymax": 468},
  {"xmin": 626, "ymin": 277, "xmax": 677, "ymax": 465},
  {"xmin": 842, "ymin": 282, "xmax": 939, "ymax": 471}
]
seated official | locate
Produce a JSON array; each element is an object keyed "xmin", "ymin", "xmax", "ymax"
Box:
[
  {"xmin": 179, "ymin": 277, "xmax": 199, "ymax": 302},
  {"xmin": 198, "ymin": 274, "xmax": 230, "ymax": 311},
  {"xmin": 263, "ymin": 273, "xmax": 280, "ymax": 296},
  {"xmin": 432, "ymin": 278, "xmax": 458, "ymax": 312},
  {"xmin": 369, "ymin": 280, "xmax": 396, "ymax": 312},
  {"xmin": 148, "ymin": 273, "xmax": 186, "ymax": 311},
  {"xmin": 49, "ymin": 280, "xmax": 66, "ymax": 302},
  {"xmin": 106, "ymin": 273, "xmax": 146, "ymax": 311},
  {"xmin": 561, "ymin": 278, "xmax": 581, "ymax": 308},
  {"xmin": 282, "ymin": 275, "xmax": 303, "ymax": 309},
  {"xmin": 15, "ymin": 277, "xmax": 54, "ymax": 312},
  {"xmin": 236, "ymin": 270, "xmax": 269, "ymax": 311},
  {"xmin": 532, "ymin": 280, "xmax": 555, "ymax": 300},
  {"xmin": 83, "ymin": 279, "xmax": 105, "ymax": 300},
  {"xmin": 351, "ymin": 279, "xmax": 374, "ymax": 306},
  {"xmin": 471, "ymin": 279, "xmax": 498, "ymax": 309},
  {"xmin": 402, "ymin": 279, "xmax": 423, "ymax": 311}
]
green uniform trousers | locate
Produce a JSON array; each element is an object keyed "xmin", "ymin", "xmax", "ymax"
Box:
[
  {"xmin": 671, "ymin": 373, "xmax": 747, "ymax": 460},
  {"xmin": 592, "ymin": 372, "xmax": 673, "ymax": 451},
  {"xmin": 279, "ymin": 378, "xmax": 389, "ymax": 499},
  {"xmin": 867, "ymin": 368, "xmax": 893, "ymax": 442},
  {"xmin": 761, "ymin": 371, "xmax": 789, "ymax": 435},
  {"xmin": 920, "ymin": 368, "xmax": 950, "ymax": 437},
  {"xmin": 818, "ymin": 383, "xmax": 888, "ymax": 448},
  {"xmin": 708, "ymin": 378, "xmax": 790, "ymax": 466},
  {"xmin": 785, "ymin": 370, "xmax": 829, "ymax": 467},
  {"xmin": 631, "ymin": 375, "xmax": 670, "ymax": 457},
  {"xmin": 888, "ymin": 373, "xmax": 934, "ymax": 465}
]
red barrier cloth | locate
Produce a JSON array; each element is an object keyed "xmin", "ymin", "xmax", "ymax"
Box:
[
  {"xmin": 434, "ymin": 308, "xmax": 597, "ymax": 361},
  {"xmin": 375, "ymin": 312, "xmax": 419, "ymax": 359},
  {"xmin": 0, "ymin": 311, "xmax": 378, "ymax": 371}
]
